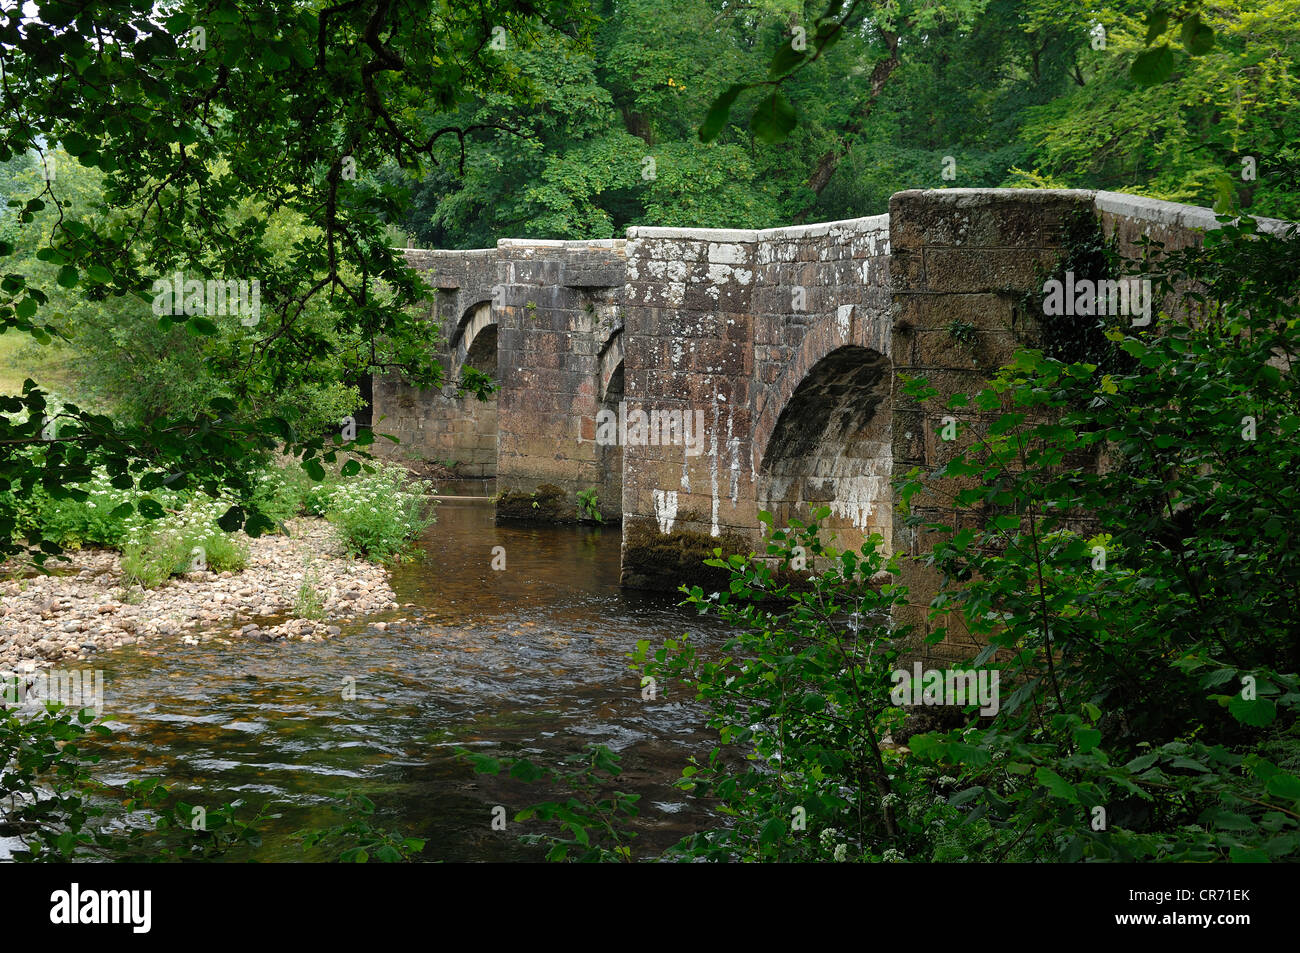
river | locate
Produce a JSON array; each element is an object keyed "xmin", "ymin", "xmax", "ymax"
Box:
[{"xmin": 83, "ymin": 498, "xmax": 728, "ymax": 861}]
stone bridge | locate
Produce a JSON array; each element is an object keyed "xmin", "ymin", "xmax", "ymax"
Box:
[{"xmin": 373, "ymin": 188, "xmax": 1285, "ymax": 659}]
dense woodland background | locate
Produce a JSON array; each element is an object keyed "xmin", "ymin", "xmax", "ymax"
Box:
[{"xmin": 381, "ymin": 0, "xmax": 1300, "ymax": 247}]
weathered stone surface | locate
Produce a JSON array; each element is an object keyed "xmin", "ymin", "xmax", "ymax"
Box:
[{"xmin": 374, "ymin": 190, "xmax": 1259, "ymax": 631}]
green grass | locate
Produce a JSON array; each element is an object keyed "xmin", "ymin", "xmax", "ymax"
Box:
[{"xmin": 0, "ymin": 332, "xmax": 80, "ymax": 397}]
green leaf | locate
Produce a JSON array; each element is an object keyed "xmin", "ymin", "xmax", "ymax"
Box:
[
  {"xmin": 56, "ymin": 265, "xmax": 79, "ymax": 288},
  {"xmin": 1074, "ymin": 727, "xmax": 1101, "ymax": 753},
  {"xmin": 1035, "ymin": 766, "xmax": 1078, "ymax": 803},
  {"xmin": 1180, "ymin": 15, "xmax": 1214, "ymax": 55},
  {"xmin": 1130, "ymin": 45, "xmax": 1175, "ymax": 86},
  {"xmin": 749, "ymin": 91, "xmax": 797, "ymax": 144},
  {"xmin": 1144, "ymin": 10, "xmax": 1169, "ymax": 45},
  {"xmin": 1265, "ymin": 773, "xmax": 1300, "ymax": 802},
  {"xmin": 509, "ymin": 760, "xmax": 546, "ymax": 783},
  {"xmin": 1229, "ymin": 694, "xmax": 1277, "ymax": 727},
  {"xmin": 1228, "ymin": 846, "xmax": 1269, "ymax": 863},
  {"xmin": 768, "ymin": 42, "xmax": 806, "ymax": 79},
  {"xmin": 758, "ymin": 816, "xmax": 786, "ymax": 845},
  {"xmin": 1212, "ymin": 173, "xmax": 1237, "ymax": 214},
  {"xmin": 699, "ymin": 83, "xmax": 748, "ymax": 143},
  {"xmin": 302, "ymin": 458, "xmax": 326, "ymax": 482},
  {"xmin": 217, "ymin": 505, "xmax": 244, "ymax": 532},
  {"xmin": 136, "ymin": 498, "xmax": 164, "ymax": 519},
  {"xmin": 61, "ymin": 131, "xmax": 92, "ymax": 156}
]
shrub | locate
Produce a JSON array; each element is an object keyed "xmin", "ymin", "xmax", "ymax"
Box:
[
  {"xmin": 303, "ymin": 475, "xmax": 340, "ymax": 517},
  {"xmin": 324, "ymin": 465, "xmax": 434, "ymax": 562},
  {"xmin": 249, "ymin": 464, "xmax": 311, "ymax": 528},
  {"xmin": 15, "ymin": 470, "xmax": 188, "ymax": 550},
  {"xmin": 119, "ymin": 499, "xmax": 248, "ymax": 588},
  {"xmin": 889, "ymin": 216, "xmax": 1300, "ymax": 862}
]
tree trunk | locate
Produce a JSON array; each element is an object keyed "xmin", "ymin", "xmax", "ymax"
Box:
[{"xmin": 796, "ymin": 30, "xmax": 900, "ymax": 221}]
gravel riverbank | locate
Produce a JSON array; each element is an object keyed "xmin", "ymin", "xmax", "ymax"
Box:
[{"xmin": 0, "ymin": 517, "xmax": 399, "ymax": 672}]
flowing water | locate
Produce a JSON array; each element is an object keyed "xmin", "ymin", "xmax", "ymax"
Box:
[{"xmin": 84, "ymin": 498, "xmax": 729, "ymax": 861}]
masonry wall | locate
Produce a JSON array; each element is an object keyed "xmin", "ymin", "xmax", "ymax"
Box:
[
  {"xmin": 373, "ymin": 242, "xmax": 629, "ymax": 511},
  {"xmin": 887, "ymin": 188, "xmax": 1285, "ymax": 665},
  {"xmin": 750, "ymin": 217, "xmax": 894, "ymax": 552},
  {"xmin": 492, "ymin": 239, "xmax": 627, "ymax": 520},
  {"xmin": 618, "ymin": 216, "xmax": 896, "ymax": 588},
  {"xmin": 376, "ymin": 190, "xmax": 1274, "ymax": 615},
  {"xmin": 371, "ymin": 249, "xmax": 500, "ymax": 478},
  {"xmin": 888, "ymin": 189, "xmax": 1093, "ymax": 665}
]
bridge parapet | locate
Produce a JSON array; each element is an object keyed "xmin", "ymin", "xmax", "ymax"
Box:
[{"xmin": 372, "ymin": 190, "xmax": 1287, "ymax": 612}]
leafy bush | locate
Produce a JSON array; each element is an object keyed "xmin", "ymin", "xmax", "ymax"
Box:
[
  {"xmin": 120, "ymin": 499, "xmax": 248, "ymax": 588},
  {"xmin": 460, "ymin": 745, "xmax": 640, "ymax": 862},
  {"xmin": 323, "ymin": 465, "xmax": 434, "ymax": 562},
  {"xmin": 249, "ymin": 464, "xmax": 311, "ymax": 529},
  {"xmin": 13, "ymin": 469, "xmax": 189, "ymax": 550},
  {"xmin": 303, "ymin": 479, "xmax": 336, "ymax": 517},
  {"xmin": 888, "ymin": 216, "xmax": 1300, "ymax": 862},
  {"xmin": 644, "ymin": 517, "xmax": 919, "ymax": 861}
]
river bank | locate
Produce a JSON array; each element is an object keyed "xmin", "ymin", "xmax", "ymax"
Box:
[{"xmin": 0, "ymin": 517, "xmax": 399, "ymax": 672}]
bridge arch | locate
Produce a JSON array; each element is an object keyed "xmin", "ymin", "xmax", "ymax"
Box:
[
  {"xmin": 597, "ymin": 326, "xmax": 624, "ymax": 403},
  {"xmin": 429, "ymin": 298, "xmax": 498, "ymax": 480},
  {"xmin": 756, "ymin": 344, "xmax": 893, "ymax": 552},
  {"xmin": 450, "ymin": 299, "xmax": 497, "ymax": 379}
]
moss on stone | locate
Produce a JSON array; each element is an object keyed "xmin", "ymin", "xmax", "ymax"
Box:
[
  {"xmin": 494, "ymin": 483, "xmax": 570, "ymax": 523},
  {"xmin": 620, "ymin": 521, "xmax": 752, "ymax": 591}
]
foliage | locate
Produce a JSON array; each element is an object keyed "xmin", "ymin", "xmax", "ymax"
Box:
[
  {"xmin": 6, "ymin": 464, "xmax": 187, "ymax": 551},
  {"xmin": 119, "ymin": 501, "xmax": 249, "ymax": 589},
  {"xmin": 293, "ymin": 569, "xmax": 327, "ymax": 621},
  {"xmin": 296, "ymin": 791, "xmax": 426, "ymax": 863},
  {"xmin": 577, "ymin": 488, "xmax": 603, "ymax": 523},
  {"xmin": 643, "ymin": 516, "xmax": 919, "ymax": 861},
  {"xmin": 893, "ymin": 213, "xmax": 1300, "ymax": 861},
  {"xmin": 460, "ymin": 744, "xmax": 640, "ymax": 862},
  {"xmin": 393, "ymin": 0, "xmax": 1296, "ymax": 246},
  {"xmin": 1018, "ymin": 2, "xmax": 1300, "ymax": 218},
  {"xmin": 249, "ymin": 463, "xmax": 312, "ymax": 530},
  {"xmin": 322, "ymin": 464, "xmax": 436, "ymax": 562},
  {"xmin": 0, "ymin": 0, "xmax": 560, "ymax": 564}
]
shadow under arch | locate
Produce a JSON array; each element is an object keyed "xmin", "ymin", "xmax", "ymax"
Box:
[{"xmin": 756, "ymin": 344, "xmax": 893, "ymax": 553}]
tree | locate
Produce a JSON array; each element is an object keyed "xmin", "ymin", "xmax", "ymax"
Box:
[{"xmin": 0, "ymin": 0, "xmax": 589, "ymax": 562}]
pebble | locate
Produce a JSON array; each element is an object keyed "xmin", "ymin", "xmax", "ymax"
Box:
[{"xmin": 0, "ymin": 517, "xmax": 399, "ymax": 671}]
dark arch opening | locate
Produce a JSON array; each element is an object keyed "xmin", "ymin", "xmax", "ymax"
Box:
[
  {"xmin": 595, "ymin": 358, "xmax": 624, "ymax": 519},
  {"xmin": 758, "ymin": 345, "xmax": 892, "ymax": 552},
  {"xmin": 604, "ymin": 360, "xmax": 624, "ymax": 403},
  {"xmin": 439, "ymin": 321, "xmax": 498, "ymax": 482},
  {"xmin": 464, "ymin": 323, "xmax": 499, "ymax": 377}
]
